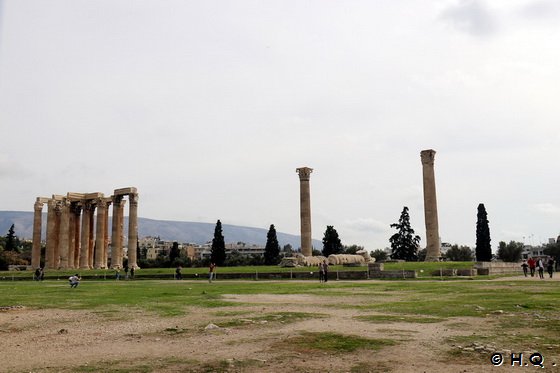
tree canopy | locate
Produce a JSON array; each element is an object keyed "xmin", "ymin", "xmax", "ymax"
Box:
[
  {"xmin": 475, "ymin": 203, "xmax": 492, "ymax": 261},
  {"xmin": 322, "ymin": 226, "xmax": 343, "ymax": 257},
  {"xmin": 389, "ymin": 206, "xmax": 420, "ymax": 261},
  {"xmin": 264, "ymin": 224, "xmax": 281, "ymax": 265},
  {"xmin": 445, "ymin": 244, "xmax": 473, "ymax": 261},
  {"xmin": 497, "ymin": 241, "xmax": 524, "ymax": 262}
]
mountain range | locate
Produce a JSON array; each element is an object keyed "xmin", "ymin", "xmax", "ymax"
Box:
[{"xmin": 0, "ymin": 211, "xmax": 321, "ymax": 249}]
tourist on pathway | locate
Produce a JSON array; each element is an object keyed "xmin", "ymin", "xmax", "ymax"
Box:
[
  {"xmin": 39, "ymin": 268, "xmax": 45, "ymax": 281},
  {"xmin": 34, "ymin": 267, "xmax": 41, "ymax": 281},
  {"xmin": 536, "ymin": 258, "xmax": 545, "ymax": 279},
  {"xmin": 527, "ymin": 257, "xmax": 536, "ymax": 277},
  {"xmin": 546, "ymin": 257, "xmax": 555, "ymax": 279},
  {"xmin": 115, "ymin": 269, "xmax": 121, "ymax": 280},
  {"xmin": 521, "ymin": 260, "xmax": 529, "ymax": 277},
  {"xmin": 209, "ymin": 263, "xmax": 216, "ymax": 283},
  {"xmin": 124, "ymin": 265, "xmax": 129, "ymax": 280},
  {"xmin": 130, "ymin": 266, "xmax": 135, "ymax": 279},
  {"xmin": 68, "ymin": 274, "xmax": 81, "ymax": 288},
  {"xmin": 318, "ymin": 262, "xmax": 324, "ymax": 283},
  {"xmin": 322, "ymin": 260, "xmax": 329, "ymax": 283},
  {"xmin": 175, "ymin": 266, "xmax": 182, "ymax": 280}
]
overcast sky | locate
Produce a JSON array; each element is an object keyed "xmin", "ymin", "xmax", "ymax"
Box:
[{"xmin": 1, "ymin": 0, "xmax": 559, "ymax": 251}]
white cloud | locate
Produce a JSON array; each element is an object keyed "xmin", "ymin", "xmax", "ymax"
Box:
[
  {"xmin": 529, "ymin": 203, "xmax": 560, "ymax": 216},
  {"xmin": 440, "ymin": 0, "xmax": 498, "ymax": 36}
]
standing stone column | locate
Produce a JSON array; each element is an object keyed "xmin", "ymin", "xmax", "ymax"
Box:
[
  {"xmin": 127, "ymin": 193, "xmax": 139, "ymax": 269},
  {"xmin": 73, "ymin": 205, "xmax": 82, "ymax": 267},
  {"xmin": 296, "ymin": 167, "xmax": 313, "ymax": 257},
  {"xmin": 45, "ymin": 199, "xmax": 57, "ymax": 269},
  {"xmin": 68, "ymin": 203, "xmax": 77, "ymax": 268},
  {"xmin": 111, "ymin": 195, "xmax": 124, "ymax": 268},
  {"xmin": 103, "ymin": 199, "xmax": 111, "ymax": 268},
  {"xmin": 94, "ymin": 199, "xmax": 106, "ymax": 269},
  {"xmin": 80, "ymin": 201, "xmax": 92, "ymax": 269},
  {"xmin": 53, "ymin": 201, "xmax": 62, "ymax": 268},
  {"xmin": 420, "ymin": 149, "xmax": 441, "ymax": 261},
  {"xmin": 58, "ymin": 200, "xmax": 70, "ymax": 269},
  {"xmin": 31, "ymin": 198, "xmax": 45, "ymax": 269},
  {"xmin": 88, "ymin": 204, "xmax": 96, "ymax": 269}
]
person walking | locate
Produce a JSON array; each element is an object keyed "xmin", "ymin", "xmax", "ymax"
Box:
[
  {"xmin": 521, "ymin": 260, "xmax": 529, "ymax": 277},
  {"xmin": 124, "ymin": 265, "xmax": 129, "ymax": 280},
  {"xmin": 209, "ymin": 263, "xmax": 216, "ymax": 283},
  {"xmin": 175, "ymin": 266, "xmax": 182, "ymax": 280},
  {"xmin": 130, "ymin": 266, "xmax": 135, "ymax": 279},
  {"xmin": 527, "ymin": 257, "xmax": 536, "ymax": 277},
  {"xmin": 322, "ymin": 260, "xmax": 329, "ymax": 283},
  {"xmin": 546, "ymin": 257, "xmax": 555, "ymax": 279},
  {"xmin": 34, "ymin": 267, "xmax": 41, "ymax": 281},
  {"xmin": 536, "ymin": 258, "xmax": 545, "ymax": 279}
]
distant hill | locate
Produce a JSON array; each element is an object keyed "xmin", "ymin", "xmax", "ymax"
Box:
[{"xmin": 0, "ymin": 211, "xmax": 321, "ymax": 249}]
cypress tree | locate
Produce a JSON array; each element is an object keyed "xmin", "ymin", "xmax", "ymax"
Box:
[
  {"xmin": 264, "ymin": 224, "xmax": 281, "ymax": 265},
  {"xmin": 475, "ymin": 203, "xmax": 492, "ymax": 261},
  {"xmin": 210, "ymin": 220, "xmax": 226, "ymax": 266}
]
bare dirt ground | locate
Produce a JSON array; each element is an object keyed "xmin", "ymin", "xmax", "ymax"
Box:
[{"xmin": 1, "ymin": 277, "xmax": 557, "ymax": 373}]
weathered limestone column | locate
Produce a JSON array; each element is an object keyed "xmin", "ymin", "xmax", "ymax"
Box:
[
  {"xmin": 296, "ymin": 167, "xmax": 313, "ymax": 257},
  {"xmin": 68, "ymin": 203, "xmax": 77, "ymax": 268},
  {"xmin": 103, "ymin": 198, "xmax": 111, "ymax": 268},
  {"xmin": 52, "ymin": 200, "xmax": 62, "ymax": 268},
  {"xmin": 111, "ymin": 195, "xmax": 124, "ymax": 268},
  {"xmin": 94, "ymin": 198, "xmax": 107, "ymax": 269},
  {"xmin": 420, "ymin": 149, "xmax": 441, "ymax": 261},
  {"xmin": 88, "ymin": 204, "xmax": 96, "ymax": 269},
  {"xmin": 31, "ymin": 198, "xmax": 47, "ymax": 269},
  {"xmin": 73, "ymin": 205, "xmax": 82, "ymax": 267},
  {"xmin": 58, "ymin": 200, "xmax": 70, "ymax": 268},
  {"xmin": 127, "ymin": 192, "xmax": 139, "ymax": 269},
  {"xmin": 80, "ymin": 201, "xmax": 92, "ymax": 269},
  {"xmin": 45, "ymin": 199, "xmax": 57, "ymax": 269}
]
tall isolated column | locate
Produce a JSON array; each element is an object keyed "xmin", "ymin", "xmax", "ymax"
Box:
[
  {"xmin": 31, "ymin": 198, "xmax": 45, "ymax": 269},
  {"xmin": 73, "ymin": 205, "xmax": 82, "ymax": 267},
  {"xmin": 420, "ymin": 149, "xmax": 441, "ymax": 261},
  {"xmin": 88, "ymin": 205, "xmax": 95, "ymax": 268},
  {"xmin": 127, "ymin": 192, "xmax": 139, "ymax": 269},
  {"xmin": 296, "ymin": 167, "xmax": 313, "ymax": 257}
]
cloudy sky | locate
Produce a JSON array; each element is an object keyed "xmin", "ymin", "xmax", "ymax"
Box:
[{"xmin": 1, "ymin": 0, "xmax": 559, "ymax": 251}]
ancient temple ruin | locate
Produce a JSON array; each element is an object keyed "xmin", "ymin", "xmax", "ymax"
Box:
[{"xmin": 31, "ymin": 187, "xmax": 138, "ymax": 270}]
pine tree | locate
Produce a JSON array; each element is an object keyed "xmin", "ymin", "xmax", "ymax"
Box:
[
  {"xmin": 475, "ymin": 203, "xmax": 492, "ymax": 261},
  {"xmin": 210, "ymin": 220, "xmax": 226, "ymax": 266},
  {"xmin": 264, "ymin": 224, "xmax": 281, "ymax": 265},
  {"xmin": 389, "ymin": 206, "xmax": 420, "ymax": 261},
  {"xmin": 322, "ymin": 225, "xmax": 343, "ymax": 257}
]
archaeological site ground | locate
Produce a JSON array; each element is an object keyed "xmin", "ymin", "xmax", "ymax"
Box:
[{"xmin": 1, "ymin": 274, "xmax": 559, "ymax": 373}]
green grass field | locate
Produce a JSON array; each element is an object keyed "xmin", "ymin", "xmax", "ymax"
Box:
[{"xmin": 0, "ymin": 261, "xmax": 477, "ymax": 280}]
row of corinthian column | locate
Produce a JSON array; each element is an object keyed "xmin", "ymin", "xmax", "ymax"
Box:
[{"xmin": 31, "ymin": 187, "xmax": 138, "ymax": 270}]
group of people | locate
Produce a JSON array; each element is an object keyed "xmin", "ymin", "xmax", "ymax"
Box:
[
  {"xmin": 175, "ymin": 263, "xmax": 217, "ymax": 282},
  {"xmin": 521, "ymin": 257, "xmax": 555, "ymax": 279},
  {"xmin": 319, "ymin": 260, "xmax": 329, "ymax": 283}
]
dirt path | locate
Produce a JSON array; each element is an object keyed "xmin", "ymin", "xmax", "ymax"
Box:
[{"xmin": 0, "ymin": 289, "xmax": 505, "ymax": 373}]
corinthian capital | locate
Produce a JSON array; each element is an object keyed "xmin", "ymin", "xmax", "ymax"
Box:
[
  {"xmin": 420, "ymin": 149, "xmax": 436, "ymax": 165},
  {"xmin": 296, "ymin": 167, "xmax": 313, "ymax": 181}
]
